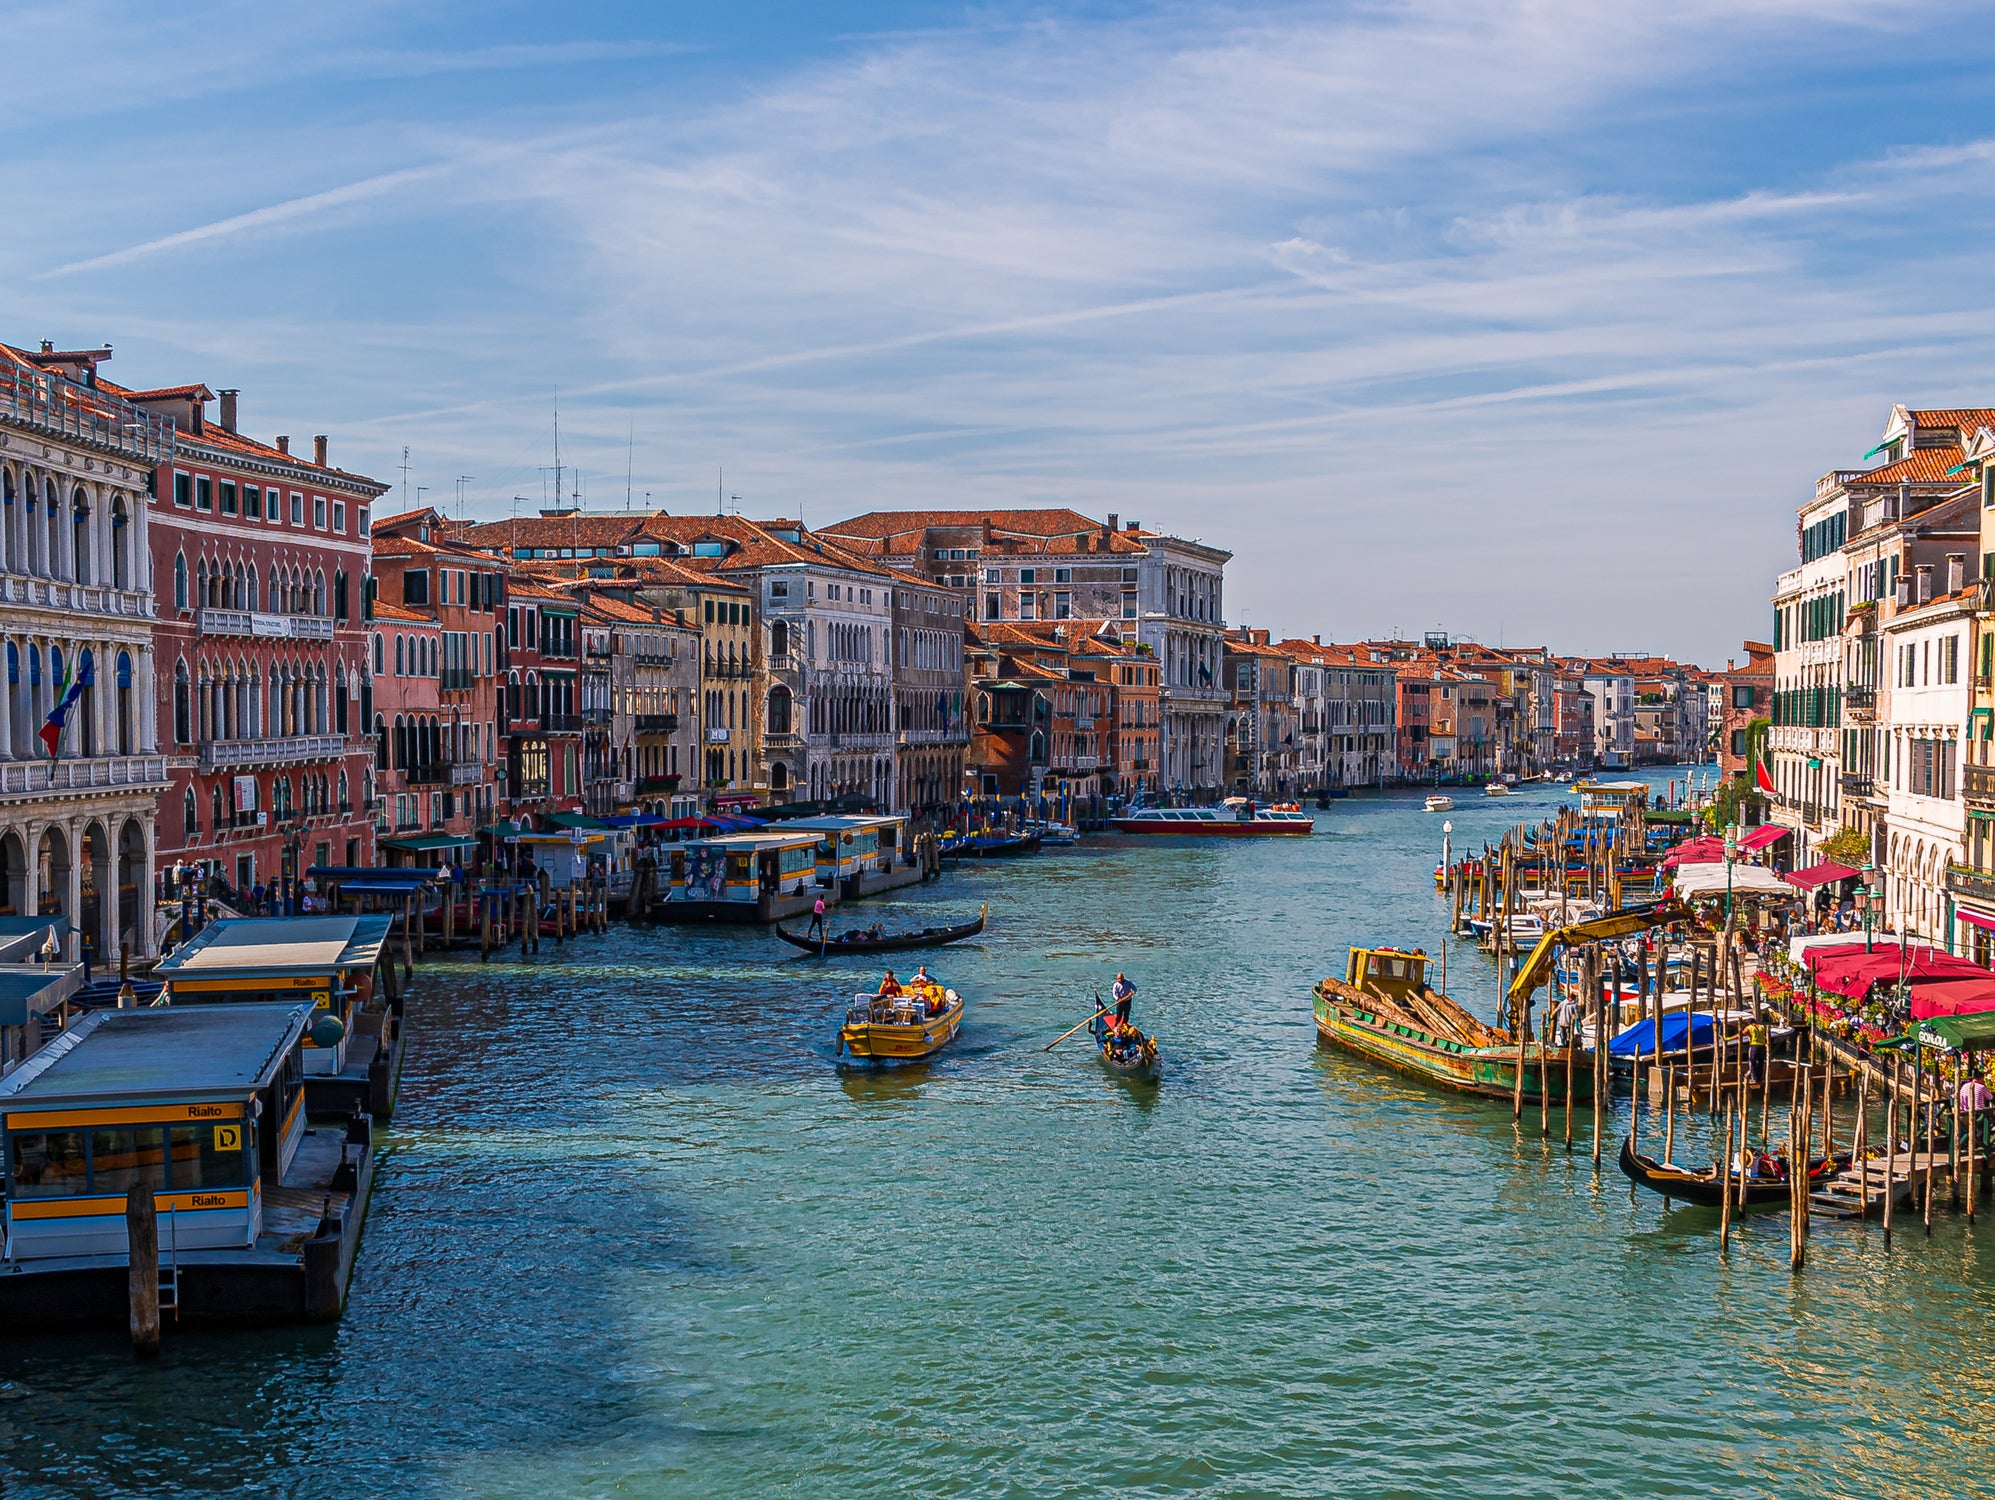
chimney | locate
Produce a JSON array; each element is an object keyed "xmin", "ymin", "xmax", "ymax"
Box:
[
  {"xmin": 1948, "ymin": 553, "xmax": 1965, "ymax": 594},
  {"xmin": 1894, "ymin": 572, "xmax": 1910, "ymax": 609},
  {"xmin": 1916, "ymin": 563, "xmax": 1934, "ymax": 605},
  {"xmin": 313, "ymin": 435, "xmax": 328, "ymax": 467},
  {"xmin": 218, "ymin": 389, "xmax": 238, "ymax": 433},
  {"xmin": 1106, "ymin": 513, "xmax": 1118, "ymax": 534},
  {"xmin": 275, "ymin": 435, "xmax": 289, "ymax": 455},
  {"xmin": 1126, "ymin": 519, "xmax": 1141, "ymax": 532},
  {"xmin": 38, "ymin": 340, "xmax": 52, "ymax": 354},
  {"xmin": 1313, "ymin": 633, "xmax": 1321, "ymax": 645}
]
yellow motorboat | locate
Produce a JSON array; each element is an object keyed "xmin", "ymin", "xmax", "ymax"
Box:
[{"xmin": 837, "ymin": 982, "xmax": 963, "ymax": 1064}]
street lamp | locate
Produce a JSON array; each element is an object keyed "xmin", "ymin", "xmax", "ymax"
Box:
[
  {"xmin": 1861, "ymin": 861, "xmax": 1877, "ymax": 954},
  {"xmin": 1723, "ymin": 820, "xmax": 1739, "ymax": 927}
]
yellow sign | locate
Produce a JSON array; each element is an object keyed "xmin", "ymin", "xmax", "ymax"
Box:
[
  {"xmin": 171, "ymin": 975, "xmax": 327, "ymax": 994},
  {"xmin": 214, "ymin": 1124, "xmax": 241, "ymax": 1151},
  {"xmin": 311, "ymin": 990, "xmax": 331, "ymax": 1010}
]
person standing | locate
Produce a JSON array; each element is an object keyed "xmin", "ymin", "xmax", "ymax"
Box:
[
  {"xmin": 1111, "ymin": 972, "xmax": 1136, "ymax": 1024},
  {"xmin": 1745, "ymin": 1011, "xmax": 1770, "ymax": 1087},
  {"xmin": 1960, "ymin": 1072, "xmax": 1993, "ymax": 1152},
  {"xmin": 808, "ymin": 895, "xmax": 827, "ymax": 940}
]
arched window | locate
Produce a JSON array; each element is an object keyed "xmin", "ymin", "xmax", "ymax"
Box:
[
  {"xmin": 373, "ymin": 634, "xmax": 384, "ymax": 676},
  {"xmin": 767, "ymin": 684, "xmax": 792, "ymax": 735},
  {"xmin": 374, "ymin": 714, "xmax": 388, "ymax": 771},
  {"xmin": 173, "ymin": 553, "xmax": 188, "ymax": 611},
  {"xmin": 109, "ymin": 497, "xmax": 130, "ymax": 590},
  {"xmin": 395, "ymin": 635, "xmax": 405, "ymax": 677},
  {"xmin": 771, "ymin": 619, "xmax": 789, "ymax": 657},
  {"xmin": 183, "ymin": 787, "xmax": 199, "ymax": 839},
  {"xmin": 70, "ymin": 494, "xmax": 89, "ymax": 585}
]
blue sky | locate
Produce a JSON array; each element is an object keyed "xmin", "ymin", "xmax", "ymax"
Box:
[{"xmin": 11, "ymin": 1, "xmax": 1995, "ymax": 665}]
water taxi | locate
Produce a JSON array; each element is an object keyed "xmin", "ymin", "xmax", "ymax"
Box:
[
  {"xmin": 1424, "ymin": 794, "xmax": 1454, "ymax": 813},
  {"xmin": 1485, "ymin": 782, "xmax": 1513, "ymax": 797},
  {"xmin": 1112, "ymin": 797, "xmax": 1314, "ymax": 837},
  {"xmin": 837, "ymin": 979, "xmax": 964, "ymax": 1064},
  {"xmin": 1312, "ymin": 945, "xmax": 1591, "ymax": 1105}
]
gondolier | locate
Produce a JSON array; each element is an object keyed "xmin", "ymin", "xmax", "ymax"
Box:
[
  {"xmin": 807, "ymin": 896, "xmax": 827, "ymax": 940},
  {"xmin": 1745, "ymin": 1012, "xmax": 1769, "ymax": 1086},
  {"xmin": 1110, "ymin": 973, "xmax": 1135, "ymax": 1023}
]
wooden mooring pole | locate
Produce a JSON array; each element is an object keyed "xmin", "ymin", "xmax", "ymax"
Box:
[{"xmin": 126, "ymin": 1182, "xmax": 160, "ymax": 1358}]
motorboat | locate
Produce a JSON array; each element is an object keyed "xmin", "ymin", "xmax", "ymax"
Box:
[{"xmin": 1424, "ymin": 794, "xmax": 1455, "ymax": 812}]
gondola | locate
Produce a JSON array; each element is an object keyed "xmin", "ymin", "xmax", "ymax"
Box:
[
  {"xmin": 946, "ymin": 833, "xmax": 1042, "ymax": 859},
  {"xmin": 1089, "ymin": 1010, "xmax": 1161, "ymax": 1082},
  {"xmin": 1617, "ymin": 1135, "xmax": 1846, "ymax": 1208},
  {"xmin": 776, "ymin": 903, "xmax": 988, "ymax": 955}
]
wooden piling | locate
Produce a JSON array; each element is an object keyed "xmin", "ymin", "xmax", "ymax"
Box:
[
  {"xmin": 1663, "ymin": 1064, "xmax": 1675, "ymax": 1167},
  {"xmin": 480, "ymin": 894, "xmax": 493, "ymax": 962},
  {"xmin": 1924, "ymin": 1054, "xmax": 1937, "ymax": 1238},
  {"xmin": 1884, "ymin": 1051, "xmax": 1899, "ymax": 1248},
  {"xmin": 1855, "ymin": 1066, "xmax": 1869, "ymax": 1223},
  {"xmin": 126, "ymin": 1183, "xmax": 160, "ymax": 1357},
  {"xmin": 1719, "ymin": 1089, "xmax": 1735, "ymax": 1253}
]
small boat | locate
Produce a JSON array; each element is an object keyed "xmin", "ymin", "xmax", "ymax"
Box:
[
  {"xmin": 1089, "ymin": 1010, "xmax": 1161, "ymax": 1081},
  {"xmin": 1617, "ymin": 1136, "xmax": 1846, "ymax": 1208},
  {"xmin": 1313, "ymin": 945, "xmax": 1592, "ymax": 1104},
  {"xmin": 1485, "ymin": 782, "xmax": 1513, "ymax": 797},
  {"xmin": 837, "ymin": 982, "xmax": 964, "ymax": 1064},
  {"xmin": 1424, "ymin": 794, "xmax": 1455, "ymax": 812},
  {"xmin": 1023, "ymin": 820, "xmax": 1080, "ymax": 846},
  {"xmin": 776, "ymin": 904, "xmax": 988, "ymax": 954},
  {"xmin": 1112, "ymin": 797, "xmax": 1314, "ymax": 837},
  {"xmin": 946, "ymin": 832, "xmax": 1043, "ymax": 858}
]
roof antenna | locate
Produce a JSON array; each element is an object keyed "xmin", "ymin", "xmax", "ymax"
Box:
[
  {"xmin": 626, "ymin": 421, "xmax": 634, "ymax": 512},
  {"xmin": 552, "ymin": 389, "xmax": 562, "ymax": 517},
  {"xmin": 399, "ymin": 446, "xmax": 411, "ymax": 513},
  {"xmin": 717, "ymin": 465, "xmax": 724, "ymax": 517}
]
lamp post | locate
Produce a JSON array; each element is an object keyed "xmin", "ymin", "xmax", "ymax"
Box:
[
  {"xmin": 1723, "ymin": 821, "xmax": 1739, "ymax": 926},
  {"xmin": 1861, "ymin": 862, "xmax": 1876, "ymax": 955}
]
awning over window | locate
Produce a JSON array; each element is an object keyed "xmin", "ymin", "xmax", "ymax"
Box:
[
  {"xmin": 380, "ymin": 833, "xmax": 477, "ymax": 853},
  {"xmin": 1739, "ymin": 825, "xmax": 1791, "ymax": 852}
]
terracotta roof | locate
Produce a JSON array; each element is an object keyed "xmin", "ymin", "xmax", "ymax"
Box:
[
  {"xmin": 123, "ymin": 384, "xmax": 214, "ymax": 402},
  {"xmin": 455, "ymin": 515, "xmax": 648, "ymax": 551},
  {"xmin": 370, "ymin": 601, "xmax": 434, "ymax": 624},
  {"xmin": 1850, "ymin": 447, "xmax": 1971, "ymax": 486},
  {"xmin": 579, "ymin": 595, "xmax": 663, "ymax": 625},
  {"xmin": 1908, "ymin": 408, "xmax": 1995, "ymax": 434}
]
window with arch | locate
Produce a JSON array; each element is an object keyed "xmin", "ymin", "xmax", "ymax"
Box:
[
  {"xmin": 173, "ymin": 553, "xmax": 188, "ymax": 612},
  {"xmin": 183, "ymin": 787, "xmax": 198, "ymax": 839}
]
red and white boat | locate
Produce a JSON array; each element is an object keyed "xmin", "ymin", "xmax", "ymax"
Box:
[{"xmin": 1111, "ymin": 797, "xmax": 1315, "ymax": 837}]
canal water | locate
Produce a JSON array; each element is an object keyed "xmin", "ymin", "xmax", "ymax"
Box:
[{"xmin": 5, "ymin": 771, "xmax": 1995, "ymax": 1498}]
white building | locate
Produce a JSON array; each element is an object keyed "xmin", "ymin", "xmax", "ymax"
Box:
[
  {"xmin": 1879, "ymin": 560, "xmax": 1972, "ymax": 939},
  {"xmin": 0, "ymin": 343, "xmax": 171, "ymax": 962}
]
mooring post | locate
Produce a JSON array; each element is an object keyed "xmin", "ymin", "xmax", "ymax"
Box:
[{"xmin": 127, "ymin": 1182, "xmax": 160, "ymax": 1358}]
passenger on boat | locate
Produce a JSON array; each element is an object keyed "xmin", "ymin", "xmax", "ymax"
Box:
[{"xmin": 877, "ymin": 970, "xmax": 903, "ymax": 997}]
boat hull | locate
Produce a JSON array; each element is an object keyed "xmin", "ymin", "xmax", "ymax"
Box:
[
  {"xmin": 838, "ymin": 999, "xmax": 963, "ymax": 1063},
  {"xmin": 1617, "ymin": 1136, "xmax": 1843, "ymax": 1208},
  {"xmin": 1312, "ymin": 987, "xmax": 1593, "ymax": 1104},
  {"xmin": 1089, "ymin": 1015, "xmax": 1161, "ymax": 1081},
  {"xmin": 1110, "ymin": 818, "xmax": 1312, "ymax": 837},
  {"xmin": 776, "ymin": 905, "xmax": 986, "ymax": 955}
]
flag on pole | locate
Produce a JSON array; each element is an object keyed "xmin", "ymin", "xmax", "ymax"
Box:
[
  {"xmin": 39, "ymin": 650, "xmax": 92, "ymax": 760},
  {"xmin": 1753, "ymin": 756, "xmax": 1775, "ymax": 796}
]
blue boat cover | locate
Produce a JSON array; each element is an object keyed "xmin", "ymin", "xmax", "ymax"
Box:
[{"xmin": 1609, "ymin": 1011, "xmax": 1717, "ymax": 1058}]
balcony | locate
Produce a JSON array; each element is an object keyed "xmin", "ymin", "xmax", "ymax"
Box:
[
  {"xmin": 1949, "ymin": 865, "xmax": 1995, "ymax": 906},
  {"xmin": 582, "ymin": 706, "xmax": 615, "ymax": 726},
  {"xmin": 1967, "ymin": 762, "xmax": 1995, "ymax": 805},
  {"xmin": 0, "ymin": 574, "xmax": 151, "ymax": 620},
  {"xmin": 199, "ymin": 735, "xmax": 344, "ymax": 772},
  {"xmin": 635, "ymin": 714, "xmax": 680, "ymax": 734},
  {"xmin": 0, "ymin": 753, "xmax": 168, "ymax": 799},
  {"xmin": 2, "ymin": 360, "xmax": 174, "ymax": 463},
  {"xmin": 197, "ymin": 609, "xmax": 334, "ymax": 641},
  {"xmin": 543, "ymin": 715, "xmax": 582, "ymax": 733},
  {"xmin": 639, "ymin": 774, "xmax": 682, "ymax": 792},
  {"xmin": 449, "ymin": 762, "xmax": 482, "ymax": 786},
  {"xmin": 1844, "ymin": 684, "xmax": 1875, "ymax": 710},
  {"xmin": 1839, "ymin": 773, "xmax": 1873, "ymax": 798},
  {"xmin": 762, "ymin": 730, "xmax": 802, "ymax": 750},
  {"xmin": 403, "ymin": 762, "xmax": 447, "ymax": 786}
]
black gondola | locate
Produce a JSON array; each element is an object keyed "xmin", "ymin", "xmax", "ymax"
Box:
[
  {"xmin": 946, "ymin": 834, "xmax": 1043, "ymax": 859},
  {"xmin": 1089, "ymin": 1011, "xmax": 1161, "ymax": 1082},
  {"xmin": 1617, "ymin": 1135, "xmax": 1845, "ymax": 1208},
  {"xmin": 775, "ymin": 903, "xmax": 988, "ymax": 955}
]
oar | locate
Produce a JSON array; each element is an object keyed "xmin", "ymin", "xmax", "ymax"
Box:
[{"xmin": 1045, "ymin": 1004, "xmax": 1110, "ymax": 1051}]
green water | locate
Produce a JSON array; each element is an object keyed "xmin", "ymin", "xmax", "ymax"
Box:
[{"xmin": 5, "ymin": 771, "xmax": 1995, "ymax": 1499}]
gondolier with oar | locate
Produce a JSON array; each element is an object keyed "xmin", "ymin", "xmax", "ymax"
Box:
[{"xmin": 1110, "ymin": 972, "xmax": 1136, "ymax": 1024}]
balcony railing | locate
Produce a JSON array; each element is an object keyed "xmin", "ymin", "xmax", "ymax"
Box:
[
  {"xmin": 583, "ymin": 706, "xmax": 614, "ymax": 726},
  {"xmin": 1967, "ymin": 763, "xmax": 1995, "ymax": 804},
  {"xmin": 639, "ymin": 774, "xmax": 682, "ymax": 792},
  {"xmin": 1839, "ymin": 773, "xmax": 1873, "ymax": 797},
  {"xmin": 2, "ymin": 361, "xmax": 174, "ymax": 463},
  {"xmin": 635, "ymin": 714, "xmax": 680, "ymax": 734},
  {"xmin": 1948, "ymin": 864, "xmax": 1995, "ymax": 906},
  {"xmin": 404, "ymin": 761, "xmax": 447, "ymax": 786},
  {"xmin": 1844, "ymin": 684, "xmax": 1875, "ymax": 710},
  {"xmin": 197, "ymin": 608, "xmax": 335, "ymax": 641},
  {"xmin": 0, "ymin": 574, "xmax": 151, "ymax": 619},
  {"xmin": 449, "ymin": 762, "xmax": 482, "ymax": 786},
  {"xmin": 199, "ymin": 735, "xmax": 344, "ymax": 772},
  {"xmin": 0, "ymin": 753, "xmax": 169, "ymax": 797},
  {"xmin": 543, "ymin": 715, "xmax": 582, "ymax": 733}
]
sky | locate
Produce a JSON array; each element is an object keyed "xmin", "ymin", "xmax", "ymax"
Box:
[{"xmin": 9, "ymin": 0, "xmax": 1995, "ymax": 667}]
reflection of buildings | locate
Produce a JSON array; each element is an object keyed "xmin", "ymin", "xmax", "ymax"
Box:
[{"xmin": 0, "ymin": 343, "xmax": 172, "ymax": 961}]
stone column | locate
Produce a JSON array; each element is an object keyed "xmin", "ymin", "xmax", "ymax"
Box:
[
  {"xmin": 139, "ymin": 811, "xmax": 158, "ymax": 957},
  {"xmin": 139, "ymin": 647, "xmax": 157, "ymax": 753},
  {"xmin": 63, "ymin": 816, "xmax": 82, "ymax": 962}
]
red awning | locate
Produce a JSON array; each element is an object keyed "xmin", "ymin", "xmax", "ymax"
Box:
[
  {"xmin": 1807, "ymin": 942, "xmax": 1989, "ymax": 998},
  {"xmin": 1910, "ymin": 978, "xmax": 1995, "ymax": 1019},
  {"xmin": 1739, "ymin": 825, "xmax": 1791, "ymax": 852},
  {"xmin": 1661, "ymin": 837, "xmax": 1726, "ymax": 868},
  {"xmin": 1784, "ymin": 860, "xmax": 1860, "ymax": 889}
]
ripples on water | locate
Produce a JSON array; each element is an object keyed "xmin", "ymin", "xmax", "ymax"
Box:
[{"xmin": 5, "ymin": 772, "xmax": 1995, "ymax": 1499}]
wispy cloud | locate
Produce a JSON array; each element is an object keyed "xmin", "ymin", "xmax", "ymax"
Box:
[{"xmin": 9, "ymin": 0, "xmax": 1995, "ymax": 659}]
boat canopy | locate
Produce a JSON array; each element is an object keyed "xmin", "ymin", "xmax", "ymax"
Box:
[{"xmin": 1608, "ymin": 1012, "xmax": 1716, "ymax": 1058}]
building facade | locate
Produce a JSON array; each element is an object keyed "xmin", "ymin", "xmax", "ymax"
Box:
[{"xmin": 0, "ymin": 343, "xmax": 171, "ymax": 962}]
